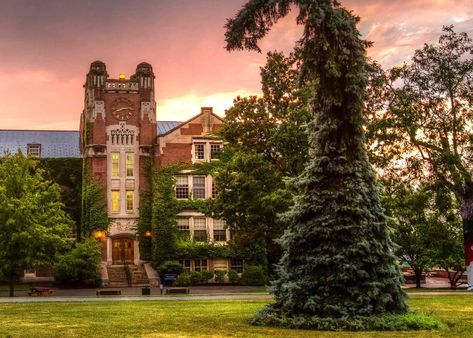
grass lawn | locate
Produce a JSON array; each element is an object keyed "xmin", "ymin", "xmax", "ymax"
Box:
[{"xmin": 0, "ymin": 296, "xmax": 473, "ymax": 337}]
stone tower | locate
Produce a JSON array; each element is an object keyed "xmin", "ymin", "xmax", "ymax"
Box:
[{"xmin": 80, "ymin": 61, "xmax": 157, "ymax": 265}]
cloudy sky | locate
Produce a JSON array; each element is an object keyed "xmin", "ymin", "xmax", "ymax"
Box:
[{"xmin": 0, "ymin": 0, "xmax": 471, "ymax": 130}]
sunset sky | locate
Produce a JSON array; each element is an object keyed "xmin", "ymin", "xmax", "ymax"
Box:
[{"xmin": 0, "ymin": 0, "xmax": 471, "ymax": 130}]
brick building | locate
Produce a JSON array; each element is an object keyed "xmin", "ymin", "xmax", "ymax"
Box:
[{"xmin": 0, "ymin": 61, "xmax": 231, "ymax": 285}]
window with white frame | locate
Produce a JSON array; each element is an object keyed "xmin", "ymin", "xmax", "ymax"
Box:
[
  {"xmin": 194, "ymin": 143, "xmax": 205, "ymax": 160},
  {"xmin": 175, "ymin": 176, "xmax": 189, "ymax": 199},
  {"xmin": 193, "ymin": 217, "xmax": 207, "ymax": 241},
  {"xmin": 177, "ymin": 217, "xmax": 190, "ymax": 237},
  {"xmin": 230, "ymin": 259, "xmax": 243, "ymax": 273},
  {"xmin": 213, "ymin": 219, "xmax": 226, "ymax": 242},
  {"xmin": 194, "ymin": 259, "xmax": 208, "ymax": 272},
  {"xmin": 179, "ymin": 259, "xmax": 191, "ymax": 272},
  {"xmin": 210, "ymin": 144, "xmax": 222, "ymax": 159},
  {"xmin": 27, "ymin": 144, "xmax": 41, "ymax": 157},
  {"xmin": 192, "ymin": 176, "xmax": 206, "ymax": 199}
]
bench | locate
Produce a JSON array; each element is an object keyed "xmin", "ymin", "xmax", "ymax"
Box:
[
  {"xmin": 96, "ymin": 289, "xmax": 122, "ymax": 296},
  {"xmin": 165, "ymin": 288, "xmax": 190, "ymax": 294},
  {"xmin": 28, "ymin": 287, "xmax": 53, "ymax": 296}
]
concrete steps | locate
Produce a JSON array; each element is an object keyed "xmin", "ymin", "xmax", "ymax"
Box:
[{"xmin": 106, "ymin": 265, "xmax": 149, "ymax": 287}]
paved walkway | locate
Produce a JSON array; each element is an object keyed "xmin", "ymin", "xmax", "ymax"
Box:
[{"xmin": 0, "ymin": 294, "xmax": 272, "ymax": 303}]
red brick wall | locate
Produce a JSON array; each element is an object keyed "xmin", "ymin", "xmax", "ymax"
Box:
[
  {"xmin": 159, "ymin": 143, "xmax": 192, "ymax": 166},
  {"xmin": 181, "ymin": 124, "xmax": 203, "ymax": 135}
]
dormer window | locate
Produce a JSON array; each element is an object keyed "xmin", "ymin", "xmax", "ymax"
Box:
[{"xmin": 27, "ymin": 144, "xmax": 41, "ymax": 157}]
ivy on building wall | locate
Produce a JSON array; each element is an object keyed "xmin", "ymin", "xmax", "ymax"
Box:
[
  {"xmin": 80, "ymin": 170, "xmax": 110, "ymax": 241},
  {"xmin": 138, "ymin": 160, "xmax": 259, "ymax": 268},
  {"xmin": 38, "ymin": 158, "xmax": 83, "ymax": 237}
]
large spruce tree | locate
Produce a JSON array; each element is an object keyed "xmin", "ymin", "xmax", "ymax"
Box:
[{"xmin": 225, "ymin": 0, "xmax": 407, "ymax": 326}]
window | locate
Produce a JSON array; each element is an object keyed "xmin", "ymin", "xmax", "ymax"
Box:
[
  {"xmin": 176, "ymin": 176, "xmax": 189, "ymax": 199},
  {"xmin": 27, "ymin": 144, "xmax": 41, "ymax": 157},
  {"xmin": 211, "ymin": 181, "xmax": 217, "ymax": 199},
  {"xmin": 177, "ymin": 217, "xmax": 190, "ymax": 237},
  {"xmin": 193, "ymin": 217, "xmax": 207, "ymax": 241},
  {"xmin": 112, "ymin": 153, "xmax": 120, "ymax": 177},
  {"xmin": 195, "ymin": 143, "xmax": 205, "ymax": 160},
  {"xmin": 213, "ymin": 219, "xmax": 226, "ymax": 242},
  {"xmin": 231, "ymin": 259, "xmax": 243, "ymax": 273},
  {"xmin": 192, "ymin": 176, "xmax": 206, "ymax": 199},
  {"xmin": 111, "ymin": 191, "xmax": 120, "ymax": 212},
  {"xmin": 179, "ymin": 259, "xmax": 191, "ymax": 273},
  {"xmin": 126, "ymin": 153, "xmax": 134, "ymax": 177},
  {"xmin": 210, "ymin": 144, "xmax": 222, "ymax": 159},
  {"xmin": 126, "ymin": 191, "xmax": 133, "ymax": 212},
  {"xmin": 194, "ymin": 259, "xmax": 208, "ymax": 272}
]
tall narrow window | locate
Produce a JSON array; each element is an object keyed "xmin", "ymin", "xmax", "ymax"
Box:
[
  {"xmin": 210, "ymin": 144, "xmax": 221, "ymax": 159},
  {"xmin": 211, "ymin": 180, "xmax": 217, "ymax": 199},
  {"xmin": 111, "ymin": 191, "xmax": 120, "ymax": 212},
  {"xmin": 193, "ymin": 217, "xmax": 207, "ymax": 241},
  {"xmin": 192, "ymin": 176, "xmax": 206, "ymax": 199},
  {"xmin": 177, "ymin": 217, "xmax": 190, "ymax": 237},
  {"xmin": 213, "ymin": 219, "xmax": 226, "ymax": 242},
  {"xmin": 27, "ymin": 144, "xmax": 41, "ymax": 157},
  {"xmin": 112, "ymin": 153, "xmax": 120, "ymax": 177},
  {"xmin": 175, "ymin": 176, "xmax": 189, "ymax": 199},
  {"xmin": 195, "ymin": 143, "xmax": 205, "ymax": 160},
  {"xmin": 126, "ymin": 153, "xmax": 134, "ymax": 177},
  {"xmin": 126, "ymin": 191, "xmax": 134, "ymax": 212}
]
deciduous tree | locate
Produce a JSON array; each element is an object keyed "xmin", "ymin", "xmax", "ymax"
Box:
[
  {"xmin": 0, "ymin": 152, "xmax": 71, "ymax": 296},
  {"xmin": 366, "ymin": 26, "xmax": 473, "ymax": 285}
]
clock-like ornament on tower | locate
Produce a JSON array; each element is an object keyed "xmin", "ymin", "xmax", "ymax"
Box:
[{"xmin": 111, "ymin": 98, "xmax": 135, "ymax": 121}]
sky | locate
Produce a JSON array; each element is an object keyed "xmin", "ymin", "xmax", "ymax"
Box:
[{"xmin": 0, "ymin": 0, "xmax": 471, "ymax": 130}]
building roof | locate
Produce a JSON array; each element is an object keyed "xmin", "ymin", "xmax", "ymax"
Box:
[
  {"xmin": 0, "ymin": 130, "xmax": 81, "ymax": 158},
  {"xmin": 0, "ymin": 121, "xmax": 183, "ymax": 158},
  {"xmin": 157, "ymin": 121, "xmax": 182, "ymax": 135}
]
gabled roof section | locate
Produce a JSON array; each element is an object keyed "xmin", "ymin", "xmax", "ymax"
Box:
[
  {"xmin": 158, "ymin": 109, "xmax": 224, "ymax": 137},
  {"xmin": 0, "ymin": 130, "xmax": 81, "ymax": 158}
]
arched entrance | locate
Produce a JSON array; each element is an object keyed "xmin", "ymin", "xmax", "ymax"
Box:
[{"xmin": 112, "ymin": 237, "xmax": 134, "ymax": 265}]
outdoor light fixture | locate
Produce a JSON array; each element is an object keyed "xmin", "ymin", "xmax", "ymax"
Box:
[
  {"xmin": 145, "ymin": 230, "xmax": 152, "ymax": 238},
  {"xmin": 93, "ymin": 230, "xmax": 105, "ymax": 240}
]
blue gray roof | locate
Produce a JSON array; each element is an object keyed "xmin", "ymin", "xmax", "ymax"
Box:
[
  {"xmin": 157, "ymin": 121, "xmax": 181, "ymax": 135},
  {"xmin": 0, "ymin": 121, "xmax": 183, "ymax": 158},
  {"xmin": 0, "ymin": 130, "xmax": 81, "ymax": 158}
]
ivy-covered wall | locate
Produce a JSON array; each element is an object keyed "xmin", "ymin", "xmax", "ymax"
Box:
[
  {"xmin": 38, "ymin": 158, "xmax": 83, "ymax": 236},
  {"xmin": 138, "ymin": 161, "xmax": 258, "ymax": 268}
]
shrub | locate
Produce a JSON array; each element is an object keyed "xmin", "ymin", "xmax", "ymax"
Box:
[
  {"xmin": 189, "ymin": 271, "xmax": 203, "ymax": 285},
  {"xmin": 240, "ymin": 265, "xmax": 266, "ymax": 286},
  {"xmin": 251, "ymin": 307, "xmax": 444, "ymax": 331},
  {"xmin": 175, "ymin": 273, "xmax": 191, "ymax": 286},
  {"xmin": 54, "ymin": 239, "xmax": 101, "ymax": 286},
  {"xmin": 228, "ymin": 270, "xmax": 240, "ymax": 284},
  {"xmin": 157, "ymin": 260, "xmax": 182, "ymax": 276},
  {"xmin": 215, "ymin": 270, "xmax": 226, "ymax": 283},
  {"xmin": 201, "ymin": 270, "xmax": 214, "ymax": 283}
]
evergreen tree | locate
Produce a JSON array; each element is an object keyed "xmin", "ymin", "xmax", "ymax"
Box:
[{"xmin": 225, "ymin": 0, "xmax": 407, "ymax": 325}]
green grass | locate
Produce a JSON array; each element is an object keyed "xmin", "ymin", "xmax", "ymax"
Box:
[
  {"xmin": 0, "ymin": 296, "xmax": 472, "ymax": 337},
  {"xmin": 0, "ymin": 284, "xmax": 30, "ymax": 291},
  {"xmin": 404, "ymin": 288, "xmax": 469, "ymax": 292}
]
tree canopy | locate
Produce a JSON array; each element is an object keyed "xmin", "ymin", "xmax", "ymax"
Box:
[{"xmin": 0, "ymin": 152, "xmax": 72, "ymax": 296}]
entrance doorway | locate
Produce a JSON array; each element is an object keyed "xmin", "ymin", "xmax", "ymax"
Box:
[{"xmin": 112, "ymin": 238, "xmax": 134, "ymax": 264}]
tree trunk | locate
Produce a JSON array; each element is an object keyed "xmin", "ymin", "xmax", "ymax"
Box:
[
  {"xmin": 8, "ymin": 275, "xmax": 15, "ymax": 297},
  {"xmin": 414, "ymin": 267, "xmax": 423, "ymax": 288},
  {"xmin": 459, "ymin": 193, "xmax": 473, "ymax": 287}
]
